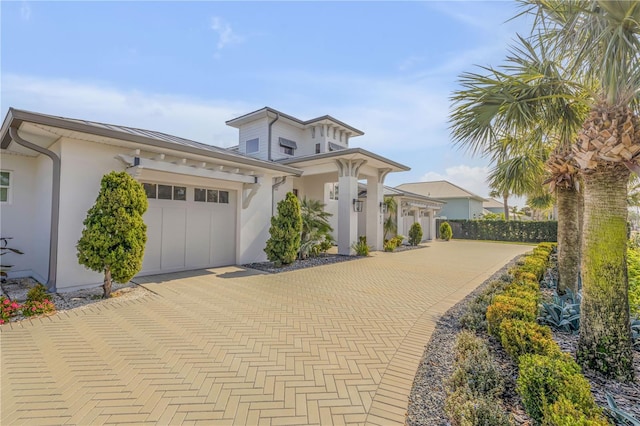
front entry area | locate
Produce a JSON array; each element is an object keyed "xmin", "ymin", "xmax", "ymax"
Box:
[{"xmin": 140, "ymin": 182, "xmax": 237, "ymax": 274}]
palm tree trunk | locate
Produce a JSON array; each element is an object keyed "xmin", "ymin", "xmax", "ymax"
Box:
[
  {"xmin": 503, "ymin": 193, "xmax": 509, "ymax": 221},
  {"xmin": 577, "ymin": 163, "xmax": 634, "ymax": 381},
  {"xmin": 556, "ymin": 186, "xmax": 580, "ymax": 294}
]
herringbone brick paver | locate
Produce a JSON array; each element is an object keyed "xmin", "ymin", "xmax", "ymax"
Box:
[{"xmin": 1, "ymin": 241, "xmax": 530, "ymax": 425}]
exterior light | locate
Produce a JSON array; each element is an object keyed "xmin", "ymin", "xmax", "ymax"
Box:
[
  {"xmin": 380, "ymin": 202, "xmax": 387, "ymax": 214},
  {"xmin": 353, "ymin": 199, "xmax": 363, "ymax": 212}
]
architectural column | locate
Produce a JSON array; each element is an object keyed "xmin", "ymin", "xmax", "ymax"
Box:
[
  {"xmin": 397, "ymin": 201, "xmax": 404, "ymax": 242},
  {"xmin": 428, "ymin": 210, "xmax": 436, "ymax": 241},
  {"xmin": 365, "ymin": 169, "xmax": 390, "ymax": 251},
  {"xmin": 336, "ymin": 159, "xmax": 366, "ymax": 255}
]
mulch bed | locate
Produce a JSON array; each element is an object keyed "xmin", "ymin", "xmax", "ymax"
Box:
[{"xmin": 406, "ymin": 254, "xmax": 640, "ymax": 425}]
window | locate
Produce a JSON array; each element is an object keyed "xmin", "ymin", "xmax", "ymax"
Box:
[
  {"xmin": 0, "ymin": 171, "xmax": 10, "ymax": 203},
  {"xmin": 279, "ymin": 137, "xmax": 297, "ymax": 156},
  {"xmin": 315, "ymin": 143, "xmax": 321, "ymax": 154},
  {"xmin": 143, "ymin": 183, "xmax": 157, "ymax": 199},
  {"xmin": 246, "ymin": 138, "xmax": 259, "ymax": 153},
  {"xmin": 144, "ymin": 183, "xmax": 186, "ymax": 201},
  {"xmin": 194, "ymin": 188, "xmax": 230, "ymax": 204},
  {"xmin": 292, "ymin": 189, "xmax": 299, "ymax": 197},
  {"xmin": 311, "ymin": 127, "xmax": 316, "ymax": 138},
  {"xmin": 158, "ymin": 185, "xmax": 173, "ymax": 200},
  {"xmin": 329, "ymin": 182, "xmax": 339, "ymax": 201}
]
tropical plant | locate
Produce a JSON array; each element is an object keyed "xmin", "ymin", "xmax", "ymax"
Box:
[
  {"xmin": 0, "ymin": 237, "xmax": 24, "ymax": 282},
  {"xmin": 265, "ymin": 192, "xmax": 302, "ymax": 266},
  {"xmin": 382, "ymin": 197, "xmax": 398, "ymax": 241},
  {"xmin": 0, "ymin": 297, "xmax": 21, "ymax": 324},
  {"xmin": 605, "ymin": 392, "xmax": 640, "ymax": 426},
  {"xmin": 523, "ymin": 0, "xmax": 640, "ymax": 381},
  {"xmin": 351, "ymin": 236, "xmax": 371, "ymax": 257},
  {"xmin": 439, "ymin": 221, "xmax": 453, "ymax": 241},
  {"xmin": 408, "ymin": 222, "xmax": 423, "ymax": 246},
  {"xmin": 298, "ymin": 197, "xmax": 333, "ymax": 260},
  {"xmin": 76, "ymin": 171, "xmax": 148, "ymax": 298},
  {"xmin": 450, "ymin": 34, "xmax": 587, "ymax": 297}
]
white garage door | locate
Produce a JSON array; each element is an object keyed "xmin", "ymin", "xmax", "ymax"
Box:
[{"xmin": 140, "ymin": 183, "xmax": 237, "ymax": 275}]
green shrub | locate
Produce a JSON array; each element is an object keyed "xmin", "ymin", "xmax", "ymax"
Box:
[
  {"xmin": 517, "ymin": 354, "xmax": 601, "ymax": 424},
  {"xmin": 393, "ymin": 235, "xmax": 405, "ymax": 246},
  {"xmin": 408, "ymin": 222, "xmax": 423, "ymax": 246},
  {"xmin": 460, "ymin": 280, "xmax": 512, "ymax": 332},
  {"xmin": 26, "ymin": 283, "xmax": 48, "ymax": 302},
  {"xmin": 435, "ymin": 219, "xmax": 557, "ymax": 243},
  {"xmin": 440, "ymin": 221, "xmax": 453, "ymax": 241},
  {"xmin": 543, "ymin": 396, "xmax": 610, "ymax": 426},
  {"xmin": 383, "ymin": 239, "xmax": 397, "ymax": 252},
  {"xmin": 77, "ymin": 171, "xmax": 148, "ymax": 298},
  {"xmin": 445, "ymin": 388, "xmax": 513, "ymax": 426},
  {"xmin": 351, "ymin": 236, "xmax": 370, "ymax": 256},
  {"xmin": 450, "ymin": 332, "xmax": 504, "ymax": 398},
  {"xmin": 0, "ymin": 297, "xmax": 21, "ymax": 324},
  {"xmin": 486, "ymin": 295, "xmax": 537, "ymax": 337},
  {"xmin": 22, "ymin": 299, "xmax": 55, "ymax": 318},
  {"xmin": 264, "ymin": 192, "xmax": 303, "ymax": 266},
  {"xmin": 499, "ymin": 319, "xmax": 561, "ymax": 361}
]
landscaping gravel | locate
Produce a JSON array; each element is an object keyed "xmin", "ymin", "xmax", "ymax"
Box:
[{"xmin": 243, "ymin": 253, "xmax": 358, "ymax": 274}]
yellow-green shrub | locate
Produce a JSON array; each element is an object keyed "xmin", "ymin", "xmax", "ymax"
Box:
[
  {"xmin": 499, "ymin": 319, "xmax": 561, "ymax": 361},
  {"xmin": 517, "ymin": 354, "xmax": 601, "ymax": 424},
  {"xmin": 486, "ymin": 295, "xmax": 537, "ymax": 337},
  {"xmin": 543, "ymin": 396, "xmax": 609, "ymax": 426}
]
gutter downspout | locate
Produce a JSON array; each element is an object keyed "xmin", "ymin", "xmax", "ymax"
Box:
[
  {"xmin": 9, "ymin": 128, "xmax": 60, "ymax": 293},
  {"xmin": 267, "ymin": 112, "xmax": 280, "ymax": 161}
]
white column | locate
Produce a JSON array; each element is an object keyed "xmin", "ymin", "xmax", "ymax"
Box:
[
  {"xmin": 396, "ymin": 201, "xmax": 404, "ymax": 241},
  {"xmin": 336, "ymin": 159, "xmax": 366, "ymax": 255},
  {"xmin": 428, "ymin": 210, "xmax": 435, "ymax": 241},
  {"xmin": 365, "ymin": 169, "xmax": 390, "ymax": 251}
]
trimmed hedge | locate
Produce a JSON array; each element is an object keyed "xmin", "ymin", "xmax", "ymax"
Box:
[{"xmin": 436, "ymin": 219, "xmax": 557, "ymax": 243}]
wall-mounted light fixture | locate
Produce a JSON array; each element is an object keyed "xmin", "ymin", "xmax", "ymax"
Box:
[
  {"xmin": 380, "ymin": 202, "xmax": 387, "ymax": 214},
  {"xmin": 353, "ymin": 199, "xmax": 364, "ymax": 212}
]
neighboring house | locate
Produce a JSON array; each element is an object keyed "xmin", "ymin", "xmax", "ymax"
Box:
[
  {"xmin": 483, "ymin": 198, "xmax": 507, "ymax": 215},
  {"xmin": 396, "ymin": 180, "xmax": 487, "ymax": 220},
  {"xmin": 360, "ymin": 186, "xmax": 444, "ymax": 242},
  {"xmin": 0, "ymin": 107, "xmax": 408, "ymax": 292}
]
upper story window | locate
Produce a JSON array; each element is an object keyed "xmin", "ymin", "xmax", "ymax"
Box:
[
  {"xmin": 315, "ymin": 143, "xmax": 321, "ymax": 154},
  {"xmin": 0, "ymin": 171, "xmax": 11, "ymax": 203},
  {"xmin": 246, "ymin": 138, "xmax": 259, "ymax": 153},
  {"xmin": 279, "ymin": 137, "xmax": 297, "ymax": 156}
]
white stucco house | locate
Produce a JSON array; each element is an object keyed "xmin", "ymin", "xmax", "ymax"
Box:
[
  {"xmin": 396, "ymin": 180, "xmax": 487, "ymax": 220},
  {"xmin": 0, "ymin": 107, "xmax": 414, "ymax": 292}
]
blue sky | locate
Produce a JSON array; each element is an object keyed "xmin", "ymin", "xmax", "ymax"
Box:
[{"xmin": 1, "ymin": 1, "xmax": 531, "ymax": 201}]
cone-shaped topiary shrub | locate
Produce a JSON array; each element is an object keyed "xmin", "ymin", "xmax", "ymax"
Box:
[
  {"xmin": 77, "ymin": 171, "xmax": 148, "ymax": 298},
  {"xmin": 440, "ymin": 221, "xmax": 453, "ymax": 241},
  {"xmin": 265, "ymin": 192, "xmax": 302, "ymax": 266}
]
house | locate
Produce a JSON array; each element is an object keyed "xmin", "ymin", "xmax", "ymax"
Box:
[
  {"xmin": 357, "ymin": 185, "xmax": 445, "ymax": 242},
  {"xmin": 0, "ymin": 107, "xmax": 409, "ymax": 292},
  {"xmin": 395, "ymin": 180, "xmax": 487, "ymax": 220},
  {"xmin": 483, "ymin": 198, "xmax": 507, "ymax": 216}
]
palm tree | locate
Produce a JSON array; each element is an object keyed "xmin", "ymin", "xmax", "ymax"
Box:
[
  {"xmin": 450, "ymin": 35, "xmax": 587, "ymax": 297},
  {"xmin": 299, "ymin": 197, "xmax": 333, "ymax": 260},
  {"xmin": 527, "ymin": 191, "xmax": 555, "ymax": 220},
  {"xmin": 489, "ymin": 188, "xmax": 510, "ymax": 221},
  {"xmin": 382, "ymin": 197, "xmax": 398, "ymax": 240},
  {"xmin": 525, "ymin": 0, "xmax": 640, "ymax": 381}
]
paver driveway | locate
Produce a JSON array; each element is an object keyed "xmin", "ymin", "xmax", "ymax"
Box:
[{"xmin": 1, "ymin": 240, "xmax": 531, "ymax": 425}]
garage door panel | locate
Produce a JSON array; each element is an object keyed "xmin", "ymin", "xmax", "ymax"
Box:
[
  {"xmin": 142, "ymin": 206, "xmax": 162, "ymax": 272},
  {"xmin": 211, "ymin": 204, "xmax": 236, "ymax": 267},
  {"xmin": 161, "ymin": 207, "xmax": 186, "ymax": 270},
  {"xmin": 186, "ymin": 209, "xmax": 211, "ymax": 268}
]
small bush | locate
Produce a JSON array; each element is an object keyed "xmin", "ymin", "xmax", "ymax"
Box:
[
  {"xmin": 393, "ymin": 235, "xmax": 405, "ymax": 246},
  {"xmin": 544, "ymin": 396, "xmax": 610, "ymax": 426},
  {"xmin": 440, "ymin": 221, "xmax": 453, "ymax": 241},
  {"xmin": 486, "ymin": 295, "xmax": 537, "ymax": 337},
  {"xmin": 499, "ymin": 319, "xmax": 560, "ymax": 361},
  {"xmin": 517, "ymin": 353, "xmax": 601, "ymax": 424},
  {"xmin": 351, "ymin": 236, "xmax": 370, "ymax": 256},
  {"xmin": 384, "ymin": 239, "xmax": 397, "ymax": 252},
  {"xmin": 0, "ymin": 297, "xmax": 21, "ymax": 324},
  {"xmin": 445, "ymin": 388, "xmax": 513, "ymax": 426},
  {"xmin": 26, "ymin": 283, "xmax": 48, "ymax": 302},
  {"xmin": 460, "ymin": 280, "xmax": 511, "ymax": 332},
  {"xmin": 408, "ymin": 222, "xmax": 423, "ymax": 246},
  {"xmin": 265, "ymin": 192, "xmax": 303, "ymax": 266},
  {"xmin": 22, "ymin": 299, "xmax": 55, "ymax": 318}
]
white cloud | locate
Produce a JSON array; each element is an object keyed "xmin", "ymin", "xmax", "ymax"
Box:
[
  {"xmin": 210, "ymin": 16, "xmax": 243, "ymax": 55},
  {"xmin": 1, "ymin": 74, "xmax": 249, "ymax": 147},
  {"xmin": 20, "ymin": 1, "xmax": 31, "ymax": 20},
  {"xmin": 420, "ymin": 165, "xmax": 491, "ymax": 198}
]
